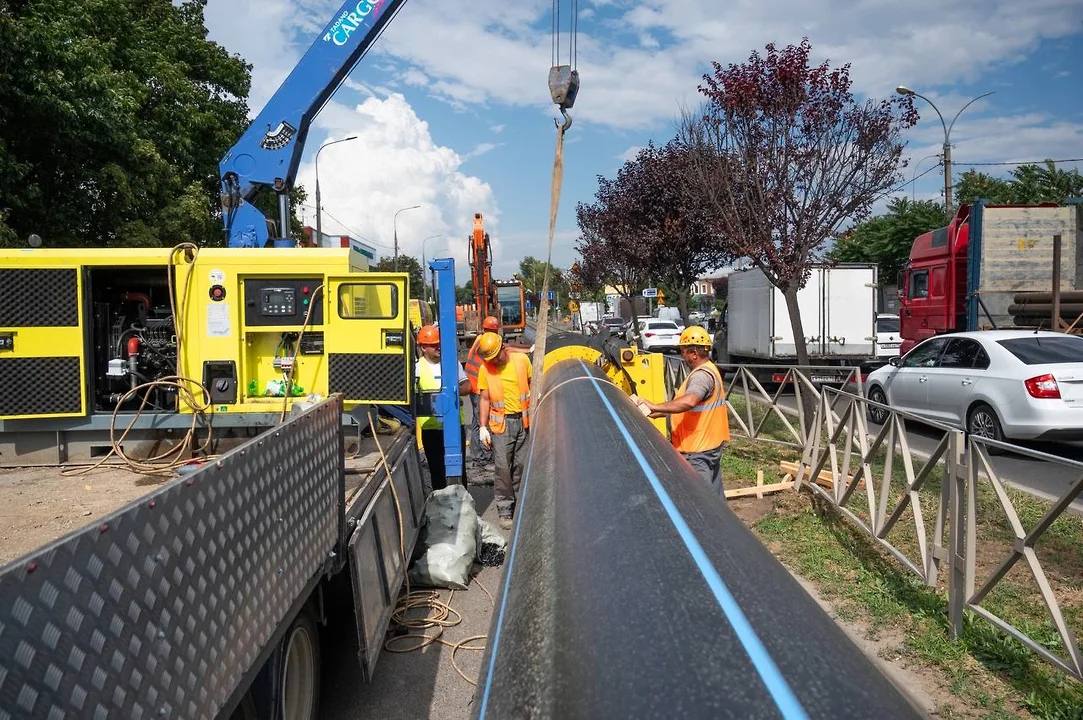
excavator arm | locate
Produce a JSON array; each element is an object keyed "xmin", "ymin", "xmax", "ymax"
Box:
[{"xmin": 220, "ymin": 0, "xmax": 407, "ymax": 248}]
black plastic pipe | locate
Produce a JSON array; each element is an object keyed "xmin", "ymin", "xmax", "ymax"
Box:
[{"xmin": 475, "ymin": 359, "xmax": 921, "ymax": 719}]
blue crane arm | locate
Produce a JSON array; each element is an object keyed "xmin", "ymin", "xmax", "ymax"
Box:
[{"xmin": 220, "ymin": 0, "xmax": 406, "ymax": 248}]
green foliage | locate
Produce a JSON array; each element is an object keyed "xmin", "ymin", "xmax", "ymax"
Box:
[
  {"xmin": 956, "ymin": 162, "xmax": 1083, "ymax": 206},
  {"xmin": 0, "ymin": 0, "xmax": 251, "ymax": 248},
  {"xmin": 371, "ymin": 255, "xmax": 424, "ymax": 299},
  {"xmin": 829, "ymin": 198, "xmax": 946, "ymax": 282}
]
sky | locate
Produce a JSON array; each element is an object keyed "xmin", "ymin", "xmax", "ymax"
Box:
[{"xmin": 202, "ymin": 0, "xmax": 1083, "ymax": 283}]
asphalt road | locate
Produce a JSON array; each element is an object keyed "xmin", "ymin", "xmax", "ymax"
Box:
[
  {"xmin": 772, "ymin": 394, "xmax": 1083, "ymax": 513},
  {"xmin": 321, "ymin": 472, "xmax": 503, "ymax": 720}
]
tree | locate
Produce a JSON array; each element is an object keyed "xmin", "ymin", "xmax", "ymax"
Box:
[
  {"xmin": 516, "ymin": 256, "xmax": 568, "ymax": 300},
  {"xmin": 372, "ymin": 255, "xmax": 424, "ymax": 299},
  {"xmin": 0, "ymin": 0, "xmax": 253, "ymax": 248},
  {"xmin": 635, "ymin": 142, "xmax": 731, "ymax": 324},
  {"xmin": 575, "ymin": 165, "xmax": 656, "ymax": 332},
  {"xmin": 955, "ymin": 162, "xmax": 1083, "ymax": 207},
  {"xmin": 682, "ymin": 40, "xmax": 917, "ymax": 367},
  {"xmin": 456, "ymin": 280, "xmax": 474, "ymax": 305},
  {"xmin": 829, "ymin": 198, "xmax": 945, "ymax": 284}
]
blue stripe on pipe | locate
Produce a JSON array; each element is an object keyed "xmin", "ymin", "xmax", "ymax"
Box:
[
  {"xmin": 477, "ymin": 430, "xmax": 537, "ymax": 719},
  {"xmin": 580, "ymin": 361, "xmax": 810, "ymax": 720}
]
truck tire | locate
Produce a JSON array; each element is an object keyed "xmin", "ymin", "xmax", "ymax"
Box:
[{"xmin": 280, "ymin": 609, "xmax": 321, "ymax": 720}]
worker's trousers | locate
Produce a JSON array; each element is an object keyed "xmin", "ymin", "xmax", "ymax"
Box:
[
  {"xmin": 681, "ymin": 443, "xmax": 725, "ymax": 499},
  {"xmin": 492, "ymin": 416, "xmax": 528, "ymax": 518},
  {"xmin": 470, "ymin": 394, "xmax": 492, "ymax": 464}
]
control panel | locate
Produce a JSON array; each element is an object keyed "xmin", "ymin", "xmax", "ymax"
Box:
[
  {"xmin": 260, "ymin": 287, "xmax": 296, "ymax": 316},
  {"xmin": 243, "ymin": 278, "xmax": 323, "ymax": 327}
]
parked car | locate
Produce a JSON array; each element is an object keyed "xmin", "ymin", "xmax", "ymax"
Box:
[
  {"xmin": 688, "ymin": 310, "xmax": 706, "ymax": 326},
  {"xmin": 599, "ymin": 316, "xmax": 626, "ymax": 336},
  {"xmin": 875, "ymin": 313, "xmax": 902, "ymax": 358},
  {"xmin": 865, "ymin": 330, "xmax": 1083, "ymax": 442},
  {"xmin": 630, "ymin": 320, "xmax": 682, "ymax": 352}
]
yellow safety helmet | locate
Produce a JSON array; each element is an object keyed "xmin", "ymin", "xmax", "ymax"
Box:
[
  {"xmin": 679, "ymin": 326, "xmax": 712, "ymax": 348},
  {"xmin": 478, "ymin": 331, "xmax": 504, "ymax": 361}
]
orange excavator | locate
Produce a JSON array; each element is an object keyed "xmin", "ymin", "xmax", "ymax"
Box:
[{"xmin": 458, "ymin": 213, "xmax": 496, "ymax": 343}]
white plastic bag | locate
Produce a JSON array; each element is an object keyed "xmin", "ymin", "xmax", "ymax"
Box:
[{"xmin": 409, "ymin": 485, "xmax": 478, "ymax": 589}]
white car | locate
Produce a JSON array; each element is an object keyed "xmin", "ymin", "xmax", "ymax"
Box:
[
  {"xmin": 875, "ymin": 313, "xmax": 901, "ymax": 358},
  {"xmin": 865, "ymin": 330, "xmax": 1083, "ymax": 442},
  {"xmin": 630, "ymin": 320, "xmax": 682, "ymax": 352}
]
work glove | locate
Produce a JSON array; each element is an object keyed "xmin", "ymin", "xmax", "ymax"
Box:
[{"xmin": 479, "ymin": 426, "xmax": 492, "ymax": 449}]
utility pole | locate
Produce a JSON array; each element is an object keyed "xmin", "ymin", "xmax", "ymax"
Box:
[{"xmin": 896, "ymin": 86, "xmax": 993, "ymax": 216}]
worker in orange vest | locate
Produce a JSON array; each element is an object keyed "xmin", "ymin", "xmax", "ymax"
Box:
[
  {"xmin": 476, "ymin": 332, "xmax": 532, "ymax": 529},
  {"xmin": 464, "ymin": 316, "xmax": 501, "ymax": 467},
  {"xmin": 636, "ymin": 326, "xmax": 730, "ymax": 497}
]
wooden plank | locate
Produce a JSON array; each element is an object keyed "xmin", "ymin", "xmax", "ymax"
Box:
[
  {"xmin": 756, "ymin": 469, "xmax": 764, "ymax": 499},
  {"xmin": 726, "ymin": 481, "xmax": 794, "ymax": 499}
]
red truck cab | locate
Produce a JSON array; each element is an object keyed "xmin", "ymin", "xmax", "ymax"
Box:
[{"xmin": 899, "ymin": 205, "xmax": 971, "ymax": 354}]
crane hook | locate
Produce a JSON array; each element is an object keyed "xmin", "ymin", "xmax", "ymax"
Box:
[{"xmin": 555, "ymin": 107, "xmax": 573, "ymax": 132}]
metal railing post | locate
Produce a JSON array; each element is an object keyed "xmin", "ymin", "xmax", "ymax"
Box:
[{"xmin": 946, "ymin": 429, "xmax": 967, "ymax": 638}]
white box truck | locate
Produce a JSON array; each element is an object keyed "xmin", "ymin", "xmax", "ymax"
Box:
[{"xmin": 724, "ymin": 264, "xmax": 879, "ymax": 378}]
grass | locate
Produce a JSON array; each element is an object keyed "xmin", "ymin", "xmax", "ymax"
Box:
[{"xmin": 724, "ymin": 434, "xmax": 1083, "ymax": 719}]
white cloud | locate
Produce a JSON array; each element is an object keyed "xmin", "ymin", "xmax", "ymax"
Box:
[
  {"xmin": 463, "ymin": 142, "xmax": 502, "ymax": 161},
  {"xmin": 618, "ymin": 145, "xmax": 643, "ymax": 163},
  {"xmin": 295, "ymin": 94, "xmax": 499, "ymax": 283},
  {"xmin": 205, "ymin": 1, "xmax": 1083, "ymax": 133}
]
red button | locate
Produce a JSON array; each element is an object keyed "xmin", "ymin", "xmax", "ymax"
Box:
[
  {"xmin": 302, "ymin": 286, "xmax": 310, "ymax": 294},
  {"xmin": 212, "ymin": 288, "xmax": 223, "ymax": 298}
]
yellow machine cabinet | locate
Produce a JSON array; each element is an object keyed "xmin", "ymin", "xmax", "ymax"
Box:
[{"xmin": 0, "ymin": 247, "xmax": 411, "ymax": 421}]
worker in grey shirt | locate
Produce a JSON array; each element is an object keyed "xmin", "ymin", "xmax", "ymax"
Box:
[{"xmin": 635, "ymin": 326, "xmax": 730, "ymax": 496}]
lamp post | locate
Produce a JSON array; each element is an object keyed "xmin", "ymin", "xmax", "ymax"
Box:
[
  {"xmin": 393, "ymin": 205, "xmax": 421, "ymax": 270},
  {"xmin": 895, "ymin": 86, "xmax": 994, "ymax": 216},
  {"xmin": 421, "ymin": 234, "xmax": 443, "ymax": 302},
  {"xmin": 314, "ymin": 136, "xmax": 357, "ymax": 246}
]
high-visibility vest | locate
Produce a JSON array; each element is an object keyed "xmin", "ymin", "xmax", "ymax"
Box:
[
  {"xmin": 464, "ymin": 337, "xmax": 483, "ymax": 394},
  {"xmin": 671, "ymin": 362, "xmax": 730, "ymax": 453},
  {"xmin": 416, "ymin": 358, "xmax": 442, "ymax": 430},
  {"xmin": 485, "ymin": 354, "xmax": 531, "ymax": 434}
]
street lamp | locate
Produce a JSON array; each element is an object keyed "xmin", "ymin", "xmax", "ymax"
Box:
[
  {"xmin": 393, "ymin": 205, "xmax": 421, "ymax": 270},
  {"xmin": 895, "ymin": 86, "xmax": 994, "ymax": 215},
  {"xmin": 314, "ymin": 136, "xmax": 358, "ymax": 245},
  {"xmin": 421, "ymin": 234, "xmax": 443, "ymax": 302}
]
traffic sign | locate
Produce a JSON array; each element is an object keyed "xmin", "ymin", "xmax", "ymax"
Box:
[
  {"xmin": 547, "ymin": 290, "xmax": 556, "ymax": 301},
  {"xmin": 568, "ymin": 300, "xmax": 579, "ymax": 313},
  {"xmin": 642, "ymin": 287, "xmax": 658, "ymax": 298}
]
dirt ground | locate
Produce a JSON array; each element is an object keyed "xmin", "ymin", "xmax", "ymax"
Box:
[{"xmin": 0, "ymin": 465, "xmax": 159, "ymax": 565}]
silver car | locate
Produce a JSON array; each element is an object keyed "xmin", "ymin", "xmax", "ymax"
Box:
[{"xmin": 865, "ymin": 330, "xmax": 1083, "ymax": 441}]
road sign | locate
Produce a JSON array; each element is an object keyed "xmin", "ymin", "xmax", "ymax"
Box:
[
  {"xmin": 568, "ymin": 300, "xmax": 579, "ymax": 313},
  {"xmin": 642, "ymin": 287, "xmax": 658, "ymax": 298},
  {"xmin": 547, "ymin": 290, "xmax": 556, "ymax": 301}
]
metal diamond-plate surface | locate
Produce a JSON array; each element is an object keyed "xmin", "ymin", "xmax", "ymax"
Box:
[
  {"xmin": 329, "ymin": 353, "xmax": 407, "ymax": 402},
  {"xmin": 0, "ymin": 357, "xmax": 82, "ymax": 416},
  {"xmin": 0, "ymin": 269, "xmax": 79, "ymax": 327},
  {"xmin": 0, "ymin": 397, "xmax": 345, "ymax": 720}
]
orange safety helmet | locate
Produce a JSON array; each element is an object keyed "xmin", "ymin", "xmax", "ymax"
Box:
[
  {"xmin": 482, "ymin": 315, "xmax": 500, "ymax": 332},
  {"xmin": 417, "ymin": 325, "xmax": 440, "ymax": 346},
  {"xmin": 477, "ymin": 331, "xmax": 503, "ymax": 361}
]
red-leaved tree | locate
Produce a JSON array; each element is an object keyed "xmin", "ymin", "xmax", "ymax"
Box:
[
  {"xmin": 682, "ymin": 39, "xmax": 917, "ymax": 366},
  {"xmin": 575, "ymin": 165, "xmax": 655, "ymax": 332},
  {"xmin": 637, "ymin": 141, "xmax": 731, "ymax": 325}
]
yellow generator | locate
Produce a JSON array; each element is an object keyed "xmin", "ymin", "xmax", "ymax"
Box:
[{"xmin": 0, "ymin": 246, "xmax": 411, "ymax": 461}]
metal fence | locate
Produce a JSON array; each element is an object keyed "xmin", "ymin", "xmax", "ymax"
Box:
[
  {"xmin": 717, "ymin": 364, "xmax": 864, "ymax": 448},
  {"xmin": 795, "ymin": 387, "xmax": 1083, "ymax": 680}
]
